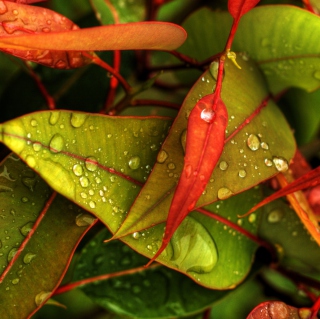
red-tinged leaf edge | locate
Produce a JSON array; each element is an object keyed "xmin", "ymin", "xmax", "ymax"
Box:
[
  {"xmin": 146, "ymin": 94, "xmax": 228, "ymax": 266},
  {"xmin": 246, "ymin": 301, "xmax": 311, "ymax": 319},
  {"xmin": 228, "ymin": 0, "xmax": 261, "ymax": 21},
  {"xmin": 0, "ymin": 22, "xmax": 187, "ymax": 51},
  {"xmin": 243, "ymin": 166, "xmax": 320, "ymax": 216},
  {"xmin": 5, "ymin": 0, "xmax": 47, "ymax": 3}
]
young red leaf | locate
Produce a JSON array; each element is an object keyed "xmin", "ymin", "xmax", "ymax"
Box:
[
  {"xmin": 228, "ymin": 0, "xmax": 260, "ymax": 21},
  {"xmin": 245, "ymin": 166, "xmax": 320, "ymax": 215},
  {"xmin": 0, "ymin": 1, "xmax": 92, "ymax": 68},
  {"xmin": 146, "ymin": 93, "xmax": 228, "ymax": 266}
]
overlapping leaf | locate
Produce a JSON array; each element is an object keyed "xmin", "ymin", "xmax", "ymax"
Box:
[
  {"xmin": 113, "ymin": 59, "xmax": 295, "ymax": 244},
  {"xmin": 0, "ymin": 154, "xmax": 95, "ymax": 319},
  {"xmin": 72, "ymin": 228, "xmax": 228, "ymax": 318},
  {"xmin": 176, "ymin": 6, "xmax": 320, "ymax": 94}
]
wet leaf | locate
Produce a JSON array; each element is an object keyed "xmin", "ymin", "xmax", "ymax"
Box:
[
  {"xmin": 113, "ymin": 59, "xmax": 295, "ymax": 245},
  {"xmin": 0, "ymin": 1, "xmax": 92, "ymax": 68},
  {"xmin": 176, "ymin": 6, "xmax": 320, "ymax": 94},
  {"xmin": 90, "ymin": 0, "xmax": 146, "ymax": 25},
  {"xmin": 72, "ymin": 228, "xmax": 228, "ymax": 318},
  {"xmin": 0, "ymin": 111, "xmax": 172, "ymax": 233},
  {"xmin": 0, "ymin": 154, "xmax": 95, "ymax": 319}
]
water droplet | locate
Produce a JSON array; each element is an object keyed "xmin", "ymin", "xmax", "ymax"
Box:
[
  {"xmin": 72, "ymin": 164, "xmax": 83, "ymax": 176},
  {"xmin": 219, "ymin": 161, "xmax": 228, "ymax": 171},
  {"xmin": 49, "ymin": 112, "xmax": 60, "ymax": 125},
  {"xmin": 217, "ymin": 187, "xmax": 233, "ymax": 200},
  {"xmin": 13, "ymin": 9, "xmax": 18, "ymax": 15},
  {"xmin": 79, "ymin": 176, "xmax": 89, "ymax": 188},
  {"xmin": 248, "ymin": 213, "xmax": 256, "ymax": 223},
  {"xmin": 11, "ymin": 278, "xmax": 19, "ymax": 285},
  {"xmin": 264, "ymin": 158, "xmax": 273, "ymax": 167},
  {"xmin": 0, "ymin": 1, "xmax": 8, "ymax": 14},
  {"xmin": 313, "ymin": 70, "xmax": 320, "ymax": 80},
  {"xmin": 23, "ymin": 253, "xmax": 36, "ymax": 264},
  {"xmin": 70, "ymin": 113, "xmax": 88, "ymax": 128},
  {"xmin": 21, "ymin": 197, "xmax": 29, "ymax": 203},
  {"xmin": 132, "ymin": 232, "xmax": 140, "ymax": 239},
  {"xmin": 75, "ymin": 213, "xmax": 95, "ymax": 226},
  {"xmin": 209, "ymin": 61, "xmax": 219, "ymax": 80},
  {"xmin": 30, "ymin": 119, "xmax": 38, "ymax": 127},
  {"xmin": 167, "ymin": 162, "xmax": 176, "ymax": 170},
  {"xmin": 200, "ymin": 108, "xmax": 215, "ymax": 123},
  {"xmin": 22, "ymin": 175, "xmax": 37, "ymax": 191},
  {"xmin": 157, "ymin": 150, "xmax": 168, "ymax": 163},
  {"xmin": 89, "ymin": 201, "xmax": 96, "ymax": 209},
  {"xmin": 272, "ymin": 156, "xmax": 289, "ymax": 172},
  {"xmin": 261, "ymin": 142, "xmax": 269, "ymax": 150},
  {"xmin": 238, "ymin": 170, "xmax": 246, "ymax": 178},
  {"xmin": 268, "ymin": 209, "xmax": 283, "ymax": 223},
  {"xmin": 42, "ymin": 27, "xmax": 50, "ymax": 33},
  {"xmin": 35, "ymin": 291, "xmax": 51, "ymax": 306},
  {"xmin": 128, "ymin": 156, "xmax": 140, "ymax": 170},
  {"xmin": 49, "ymin": 134, "xmax": 64, "ymax": 153},
  {"xmin": 85, "ymin": 156, "xmax": 98, "ymax": 172},
  {"xmin": 247, "ymin": 134, "xmax": 260, "ymax": 151},
  {"xmin": 7, "ymin": 247, "xmax": 18, "ymax": 262},
  {"xmin": 20, "ymin": 222, "xmax": 34, "ymax": 236},
  {"xmin": 32, "ymin": 142, "xmax": 42, "ymax": 152}
]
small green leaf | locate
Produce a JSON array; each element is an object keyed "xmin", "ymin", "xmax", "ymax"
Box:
[
  {"xmin": 72, "ymin": 228, "xmax": 228, "ymax": 318},
  {"xmin": 0, "ymin": 154, "xmax": 94, "ymax": 319}
]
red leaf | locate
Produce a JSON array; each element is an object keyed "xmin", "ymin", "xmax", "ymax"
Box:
[
  {"xmin": 246, "ymin": 166, "xmax": 320, "ymax": 215},
  {"xmin": 146, "ymin": 93, "xmax": 228, "ymax": 266},
  {"xmin": 5, "ymin": 0, "xmax": 47, "ymax": 3},
  {"xmin": 228, "ymin": 0, "xmax": 260, "ymax": 21}
]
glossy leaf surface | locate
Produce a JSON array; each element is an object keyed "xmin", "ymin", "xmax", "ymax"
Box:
[
  {"xmin": 177, "ymin": 6, "xmax": 320, "ymax": 94},
  {"xmin": 0, "ymin": 1, "xmax": 92, "ymax": 68},
  {"xmin": 0, "ymin": 111, "xmax": 172, "ymax": 233},
  {"xmin": 114, "ymin": 59, "xmax": 295, "ymax": 243},
  {"xmin": 0, "ymin": 154, "xmax": 95, "ymax": 319},
  {"xmin": 72, "ymin": 228, "xmax": 227, "ymax": 318}
]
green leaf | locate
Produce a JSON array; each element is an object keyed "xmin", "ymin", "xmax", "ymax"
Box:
[
  {"xmin": 259, "ymin": 193, "xmax": 320, "ymax": 273},
  {"xmin": 0, "ymin": 154, "xmax": 95, "ymax": 319},
  {"xmin": 72, "ymin": 228, "xmax": 228, "ymax": 318},
  {"xmin": 280, "ymin": 88, "xmax": 320, "ymax": 145},
  {"xmin": 90, "ymin": 0, "xmax": 147, "ymax": 24},
  {"xmin": 0, "ymin": 111, "xmax": 172, "ymax": 233},
  {"xmin": 114, "ymin": 59, "xmax": 295, "ymax": 246},
  {"xmin": 176, "ymin": 6, "xmax": 320, "ymax": 94}
]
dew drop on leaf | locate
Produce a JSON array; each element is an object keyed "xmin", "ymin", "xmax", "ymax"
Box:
[
  {"xmin": 32, "ymin": 142, "xmax": 42, "ymax": 152},
  {"xmin": 20, "ymin": 222, "xmax": 34, "ymax": 236},
  {"xmin": 49, "ymin": 134, "xmax": 64, "ymax": 153},
  {"xmin": 70, "ymin": 113, "xmax": 88, "ymax": 128},
  {"xmin": 267, "ymin": 209, "xmax": 284, "ymax": 223},
  {"xmin": 11, "ymin": 278, "xmax": 19, "ymax": 285},
  {"xmin": 209, "ymin": 61, "xmax": 219, "ymax": 80},
  {"xmin": 167, "ymin": 162, "xmax": 176, "ymax": 170},
  {"xmin": 217, "ymin": 187, "xmax": 233, "ymax": 200},
  {"xmin": 261, "ymin": 142, "xmax": 269, "ymax": 150},
  {"xmin": 85, "ymin": 156, "xmax": 98, "ymax": 172},
  {"xmin": 247, "ymin": 134, "xmax": 260, "ymax": 151},
  {"xmin": 132, "ymin": 232, "xmax": 141, "ymax": 239},
  {"xmin": 272, "ymin": 156, "xmax": 289, "ymax": 172},
  {"xmin": 128, "ymin": 156, "xmax": 141, "ymax": 170},
  {"xmin": 89, "ymin": 201, "xmax": 96, "ymax": 209},
  {"xmin": 248, "ymin": 214, "xmax": 256, "ymax": 223},
  {"xmin": 23, "ymin": 253, "xmax": 36, "ymax": 264},
  {"xmin": 35, "ymin": 291, "xmax": 51, "ymax": 306},
  {"xmin": 75, "ymin": 213, "xmax": 95, "ymax": 226},
  {"xmin": 79, "ymin": 176, "xmax": 89, "ymax": 188},
  {"xmin": 264, "ymin": 158, "xmax": 273, "ymax": 167},
  {"xmin": 25, "ymin": 155, "xmax": 36, "ymax": 168},
  {"xmin": 157, "ymin": 150, "xmax": 168, "ymax": 163},
  {"xmin": 219, "ymin": 161, "xmax": 228, "ymax": 171},
  {"xmin": 30, "ymin": 119, "xmax": 38, "ymax": 127},
  {"xmin": 49, "ymin": 112, "xmax": 60, "ymax": 125},
  {"xmin": 7, "ymin": 247, "xmax": 18, "ymax": 262},
  {"xmin": 200, "ymin": 108, "xmax": 215, "ymax": 123},
  {"xmin": 313, "ymin": 70, "xmax": 320, "ymax": 80},
  {"xmin": 238, "ymin": 169, "xmax": 246, "ymax": 178},
  {"xmin": 72, "ymin": 164, "xmax": 83, "ymax": 176}
]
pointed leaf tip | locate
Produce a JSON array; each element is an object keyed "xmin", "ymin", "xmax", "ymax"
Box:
[{"xmin": 228, "ymin": 0, "xmax": 260, "ymax": 20}]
